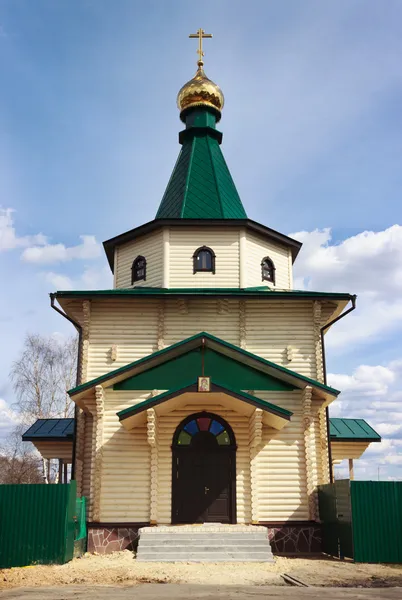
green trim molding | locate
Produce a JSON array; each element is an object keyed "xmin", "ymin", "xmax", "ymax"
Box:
[
  {"xmin": 68, "ymin": 331, "xmax": 340, "ymax": 399},
  {"xmin": 54, "ymin": 287, "xmax": 354, "ymax": 301}
]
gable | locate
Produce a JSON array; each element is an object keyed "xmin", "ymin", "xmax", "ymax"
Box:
[{"xmin": 114, "ymin": 347, "xmax": 296, "ymax": 392}]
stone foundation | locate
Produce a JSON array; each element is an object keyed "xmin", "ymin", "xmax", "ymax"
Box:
[
  {"xmin": 87, "ymin": 524, "xmax": 148, "ymax": 554},
  {"xmin": 87, "ymin": 522, "xmax": 321, "ymax": 555},
  {"xmin": 265, "ymin": 524, "xmax": 321, "ymax": 554}
]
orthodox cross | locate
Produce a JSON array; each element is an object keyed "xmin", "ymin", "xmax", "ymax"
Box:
[{"xmin": 189, "ymin": 28, "xmax": 213, "ymax": 64}]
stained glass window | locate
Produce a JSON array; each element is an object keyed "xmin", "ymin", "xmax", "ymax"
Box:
[{"xmin": 176, "ymin": 415, "xmax": 232, "ymax": 446}]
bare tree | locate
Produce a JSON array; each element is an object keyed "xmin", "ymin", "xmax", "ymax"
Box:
[
  {"xmin": 6, "ymin": 333, "xmax": 78, "ymax": 482},
  {"xmin": 0, "ymin": 427, "xmax": 43, "ymax": 484},
  {"xmin": 10, "ymin": 333, "xmax": 77, "ymax": 421}
]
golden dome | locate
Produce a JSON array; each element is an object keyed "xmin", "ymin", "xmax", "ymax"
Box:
[{"xmin": 177, "ymin": 61, "xmax": 224, "ymax": 119}]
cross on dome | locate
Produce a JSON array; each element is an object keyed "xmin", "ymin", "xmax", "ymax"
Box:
[{"xmin": 189, "ymin": 28, "xmax": 213, "ymax": 66}]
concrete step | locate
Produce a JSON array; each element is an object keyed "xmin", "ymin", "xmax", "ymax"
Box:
[
  {"xmin": 138, "ymin": 536, "xmax": 269, "ymax": 545},
  {"xmin": 138, "ymin": 544, "xmax": 272, "ymax": 553},
  {"xmin": 136, "ymin": 525, "xmax": 274, "ymax": 563},
  {"xmin": 137, "ymin": 552, "xmax": 274, "ymax": 562},
  {"xmin": 141, "ymin": 536, "xmax": 268, "ymax": 548}
]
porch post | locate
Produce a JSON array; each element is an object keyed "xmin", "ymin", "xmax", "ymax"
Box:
[
  {"xmin": 348, "ymin": 458, "xmax": 354, "ymax": 480},
  {"xmin": 92, "ymin": 385, "xmax": 104, "ymax": 521},
  {"xmin": 249, "ymin": 408, "xmax": 263, "ymax": 523},
  {"xmin": 147, "ymin": 408, "xmax": 158, "ymax": 524},
  {"xmin": 58, "ymin": 459, "xmax": 63, "ymax": 484},
  {"xmin": 302, "ymin": 386, "xmax": 318, "ymax": 521}
]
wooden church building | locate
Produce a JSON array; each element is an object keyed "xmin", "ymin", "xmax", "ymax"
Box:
[{"xmin": 27, "ymin": 32, "xmax": 381, "ymax": 554}]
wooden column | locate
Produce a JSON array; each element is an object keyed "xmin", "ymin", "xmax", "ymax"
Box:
[
  {"xmin": 302, "ymin": 386, "xmax": 317, "ymax": 521},
  {"xmin": 58, "ymin": 459, "xmax": 63, "ymax": 484},
  {"xmin": 249, "ymin": 408, "xmax": 263, "ymax": 524},
  {"xmin": 349, "ymin": 458, "xmax": 354, "ymax": 480},
  {"xmin": 147, "ymin": 408, "xmax": 158, "ymax": 524},
  {"xmin": 92, "ymin": 385, "xmax": 104, "ymax": 521}
]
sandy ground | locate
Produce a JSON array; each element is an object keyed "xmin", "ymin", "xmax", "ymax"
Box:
[{"xmin": 1, "ymin": 552, "xmax": 402, "ymax": 590}]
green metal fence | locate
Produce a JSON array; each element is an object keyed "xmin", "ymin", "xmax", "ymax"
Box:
[
  {"xmin": 74, "ymin": 496, "xmax": 87, "ymax": 557},
  {"xmin": 0, "ymin": 481, "xmax": 77, "ymax": 568},
  {"xmin": 319, "ymin": 480, "xmax": 402, "ymax": 563},
  {"xmin": 351, "ymin": 481, "xmax": 402, "ymax": 563}
]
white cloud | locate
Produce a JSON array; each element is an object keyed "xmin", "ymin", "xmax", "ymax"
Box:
[
  {"xmin": 44, "ymin": 272, "xmax": 74, "ymax": 291},
  {"xmin": 0, "ymin": 398, "xmax": 20, "ymax": 431},
  {"xmin": 0, "ymin": 208, "xmax": 46, "ymax": 251},
  {"xmin": 22, "ymin": 235, "xmax": 101, "ymax": 265},
  {"xmin": 43, "ymin": 265, "xmax": 112, "ymax": 291},
  {"xmin": 330, "ymin": 359, "xmax": 402, "ymax": 479},
  {"xmin": 290, "ymin": 224, "xmax": 402, "ymax": 349}
]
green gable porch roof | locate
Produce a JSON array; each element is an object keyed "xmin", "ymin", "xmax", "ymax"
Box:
[
  {"xmin": 68, "ymin": 331, "xmax": 340, "ymax": 403},
  {"xmin": 117, "ymin": 381, "xmax": 292, "ymax": 431},
  {"xmin": 329, "ymin": 418, "xmax": 381, "ymax": 442}
]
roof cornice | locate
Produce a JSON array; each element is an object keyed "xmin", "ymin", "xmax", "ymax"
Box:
[{"xmin": 103, "ymin": 218, "xmax": 302, "ymax": 271}]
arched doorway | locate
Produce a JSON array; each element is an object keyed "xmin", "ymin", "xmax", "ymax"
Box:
[{"xmin": 171, "ymin": 412, "xmax": 237, "ymax": 524}]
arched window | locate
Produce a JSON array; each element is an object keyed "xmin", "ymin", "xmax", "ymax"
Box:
[
  {"xmin": 131, "ymin": 255, "xmax": 146, "ymax": 284},
  {"xmin": 173, "ymin": 412, "xmax": 236, "ymax": 448},
  {"xmin": 193, "ymin": 246, "xmax": 216, "ymax": 274},
  {"xmin": 261, "ymin": 257, "xmax": 276, "ymax": 284}
]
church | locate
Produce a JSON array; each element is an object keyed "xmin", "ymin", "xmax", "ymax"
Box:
[{"xmin": 24, "ymin": 30, "xmax": 381, "ymax": 556}]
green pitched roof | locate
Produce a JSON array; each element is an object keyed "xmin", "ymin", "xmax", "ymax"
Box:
[
  {"xmin": 156, "ymin": 109, "xmax": 247, "ymax": 220},
  {"xmin": 68, "ymin": 330, "xmax": 339, "ymax": 399},
  {"xmin": 329, "ymin": 418, "xmax": 381, "ymax": 442}
]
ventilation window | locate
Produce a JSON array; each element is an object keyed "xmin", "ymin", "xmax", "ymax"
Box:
[
  {"xmin": 193, "ymin": 246, "xmax": 216, "ymax": 274},
  {"xmin": 131, "ymin": 255, "xmax": 146, "ymax": 283},
  {"xmin": 261, "ymin": 257, "xmax": 275, "ymax": 284}
]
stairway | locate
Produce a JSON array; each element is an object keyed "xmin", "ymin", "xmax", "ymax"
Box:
[{"xmin": 136, "ymin": 524, "xmax": 274, "ymax": 562}]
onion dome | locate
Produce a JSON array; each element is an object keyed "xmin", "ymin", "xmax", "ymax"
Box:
[{"xmin": 177, "ymin": 61, "xmax": 224, "ymax": 122}]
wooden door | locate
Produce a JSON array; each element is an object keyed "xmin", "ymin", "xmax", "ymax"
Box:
[{"xmin": 172, "ymin": 443, "xmax": 235, "ymax": 524}]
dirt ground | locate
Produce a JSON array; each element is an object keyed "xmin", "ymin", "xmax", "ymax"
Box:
[
  {"xmin": 2, "ymin": 584, "xmax": 402, "ymax": 600},
  {"xmin": 1, "ymin": 552, "xmax": 402, "ymax": 590}
]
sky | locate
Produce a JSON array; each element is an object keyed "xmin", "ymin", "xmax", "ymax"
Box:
[{"xmin": 1, "ymin": 0, "xmax": 402, "ymax": 479}]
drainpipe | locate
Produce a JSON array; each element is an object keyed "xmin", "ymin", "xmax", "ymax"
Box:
[
  {"xmin": 50, "ymin": 293, "xmax": 83, "ymax": 481},
  {"xmin": 320, "ymin": 295, "xmax": 356, "ymax": 483}
]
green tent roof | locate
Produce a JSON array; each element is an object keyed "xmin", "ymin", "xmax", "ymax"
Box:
[
  {"xmin": 156, "ymin": 109, "xmax": 247, "ymax": 220},
  {"xmin": 329, "ymin": 418, "xmax": 381, "ymax": 441}
]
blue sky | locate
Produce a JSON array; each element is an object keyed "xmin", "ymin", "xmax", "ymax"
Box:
[{"xmin": 1, "ymin": 0, "xmax": 402, "ymax": 478}]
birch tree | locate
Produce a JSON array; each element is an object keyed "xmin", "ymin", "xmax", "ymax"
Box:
[
  {"xmin": 8, "ymin": 333, "xmax": 78, "ymax": 482},
  {"xmin": 10, "ymin": 333, "xmax": 77, "ymax": 421}
]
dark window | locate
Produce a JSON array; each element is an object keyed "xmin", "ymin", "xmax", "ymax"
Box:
[
  {"xmin": 193, "ymin": 246, "xmax": 216, "ymax": 274},
  {"xmin": 261, "ymin": 257, "xmax": 275, "ymax": 284},
  {"xmin": 131, "ymin": 255, "xmax": 146, "ymax": 283}
]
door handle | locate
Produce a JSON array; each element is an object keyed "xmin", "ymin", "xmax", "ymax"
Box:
[{"xmin": 204, "ymin": 486, "xmax": 209, "ymax": 495}]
